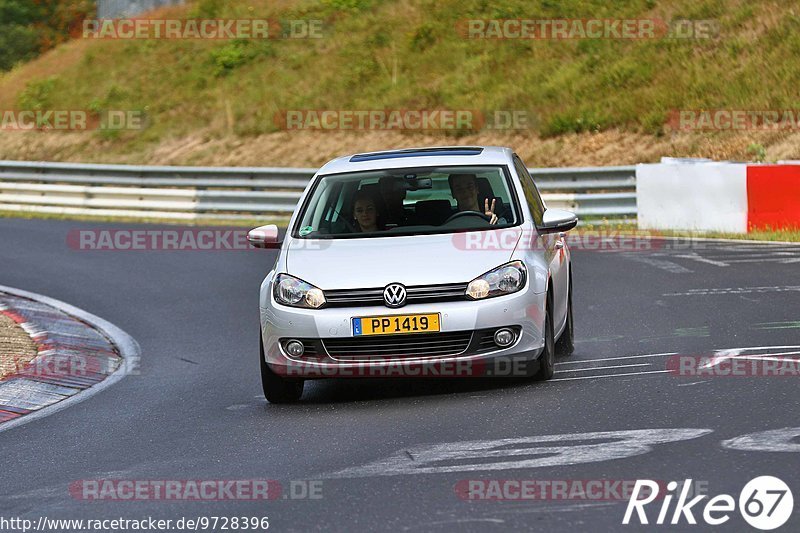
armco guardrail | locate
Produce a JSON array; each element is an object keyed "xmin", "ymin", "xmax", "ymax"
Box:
[{"xmin": 0, "ymin": 161, "xmax": 636, "ymax": 221}]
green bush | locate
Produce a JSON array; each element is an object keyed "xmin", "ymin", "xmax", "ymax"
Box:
[
  {"xmin": 0, "ymin": 24, "xmax": 39, "ymax": 71},
  {"xmin": 748, "ymin": 143, "xmax": 767, "ymax": 162},
  {"xmin": 209, "ymin": 41, "xmax": 271, "ymax": 77},
  {"xmin": 17, "ymin": 77, "xmax": 59, "ymax": 110}
]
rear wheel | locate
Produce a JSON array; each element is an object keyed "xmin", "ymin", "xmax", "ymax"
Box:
[
  {"xmin": 555, "ymin": 274, "xmax": 575, "ymax": 357},
  {"xmin": 260, "ymin": 337, "xmax": 304, "ymax": 403},
  {"xmin": 534, "ymin": 302, "xmax": 555, "ymax": 381}
]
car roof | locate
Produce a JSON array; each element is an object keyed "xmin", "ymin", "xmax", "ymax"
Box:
[{"xmin": 316, "ymin": 146, "xmax": 515, "ymax": 175}]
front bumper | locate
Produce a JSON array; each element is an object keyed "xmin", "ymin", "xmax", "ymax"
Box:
[{"xmin": 259, "ymin": 283, "xmax": 546, "ymax": 379}]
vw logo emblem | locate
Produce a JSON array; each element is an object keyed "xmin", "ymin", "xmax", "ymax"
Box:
[{"xmin": 383, "ymin": 283, "xmax": 407, "ymax": 308}]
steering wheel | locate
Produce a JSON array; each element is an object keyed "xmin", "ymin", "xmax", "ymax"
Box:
[{"xmin": 443, "ymin": 210, "xmax": 491, "ymax": 224}]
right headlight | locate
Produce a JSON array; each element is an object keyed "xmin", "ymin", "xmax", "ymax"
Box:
[
  {"xmin": 466, "ymin": 261, "xmax": 526, "ymax": 300},
  {"xmin": 273, "ymin": 273, "xmax": 326, "ymax": 309}
]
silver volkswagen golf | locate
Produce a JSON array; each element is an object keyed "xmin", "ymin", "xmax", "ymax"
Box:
[{"xmin": 249, "ymin": 146, "xmax": 578, "ymax": 402}]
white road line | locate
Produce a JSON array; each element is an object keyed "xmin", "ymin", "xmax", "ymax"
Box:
[
  {"xmin": 701, "ymin": 351, "xmax": 800, "ymax": 368},
  {"xmin": 677, "ymin": 380, "xmax": 709, "ymax": 387},
  {"xmin": 557, "ymin": 363, "xmax": 652, "ymax": 373},
  {"xmin": 556, "ymin": 352, "xmax": 678, "ymax": 365},
  {"xmin": 725, "ymin": 345, "xmax": 800, "ymax": 351},
  {"xmin": 322, "ymin": 429, "xmax": 712, "ymax": 478},
  {"xmin": 721, "ymin": 428, "xmax": 800, "ymax": 452},
  {"xmin": 696, "ymin": 252, "xmax": 798, "ymax": 260},
  {"xmin": 623, "ymin": 256, "xmax": 692, "ymax": 273},
  {"xmin": 732, "ymin": 355, "xmax": 800, "ymax": 362},
  {"xmin": 695, "ymin": 346, "xmax": 800, "ymax": 370},
  {"xmin": 674, "ymin": 254, "xmax": 729, "ymax": 267},
  {"xmin": 554, "ymin": 345, "xmax": 800, "ymax": 382},
  {"xmin": 718, "ymin": 258, "xmax": 800, "ymax": 264},
  {"xmin": 550, "ymin": 370, "xmax": 670, "ymax": 382},
  {"xmin": 744, "ymin": 350, "xmax": 800, "ymax": 357},
  {"xmin": 663, "ymin": 286, "xmax": 800, "ymax": 297}
]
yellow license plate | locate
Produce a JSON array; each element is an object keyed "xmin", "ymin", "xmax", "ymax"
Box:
[{"xmin": 353, "ymin": 313, "xmax": 440, "ymax": 336}]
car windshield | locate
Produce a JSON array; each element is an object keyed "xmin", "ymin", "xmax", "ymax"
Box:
[{"xmin": 293, "ymin": 165, "xmax": 519, "ymax": 238}]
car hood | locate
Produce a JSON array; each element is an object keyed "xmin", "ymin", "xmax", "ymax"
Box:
[{"xmin": 285, "ymin": 228, "xmax": 522, "ymax": 289}]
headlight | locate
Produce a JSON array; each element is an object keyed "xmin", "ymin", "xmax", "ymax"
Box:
[
  {"xmin": 273, "ymin": 274, "xmax": 326, "ymax": 309},
  {"xmin": 466, "ymin": 261, "xmax": 526, "ymax": 300}
]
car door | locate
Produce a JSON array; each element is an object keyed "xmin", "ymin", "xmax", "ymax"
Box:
[{"xmin": 514, "ymin": 155, "xmax": 568, "ymax": 332}]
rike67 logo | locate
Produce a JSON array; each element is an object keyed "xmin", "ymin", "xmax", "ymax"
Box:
[{"xmin": 623, "ymin": 476, "xmax": 793, "ymax": 530}]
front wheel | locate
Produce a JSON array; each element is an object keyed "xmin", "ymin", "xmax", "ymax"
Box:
[
  {"xmin": 260, "ymin": 337, "xmax": 304, "ymax": 403},
  {"xmin": 534, "ymin": 305, "xmax": 555, "ymax": 381}
]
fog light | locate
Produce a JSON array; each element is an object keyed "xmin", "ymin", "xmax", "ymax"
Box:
[
  {"xmin": 493, "ymin": 328, "xmax": 515, "ymax": 347},
  {"xmin": 285, "ymin": 340, "xmax": 305, "ymax": 356}
]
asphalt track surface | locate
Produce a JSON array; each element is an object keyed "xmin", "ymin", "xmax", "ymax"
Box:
[{"xmin": 1, "ymin": 217, "xmax": 799, "ymax": 532}]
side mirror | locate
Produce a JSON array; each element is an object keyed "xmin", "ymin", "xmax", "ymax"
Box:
[
  {"xmin": 537, "ymin": 208, "xmax": 578, "ymax": 234},
  {"xmin": 247, "ymin": 224, "xmax": 282, "ymax": 249}
]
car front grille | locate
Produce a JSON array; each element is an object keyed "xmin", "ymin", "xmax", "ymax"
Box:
[
  {"xmin": 474, "ymin": 330, "xmax": 500, "ymax": 353},
  {"xmin": 323, "ymin": 331, "xmax": 473, "ymax": 360},
  {"xmin": 325, "ymin": 283, "xmax": 468, "ymax": 308}
]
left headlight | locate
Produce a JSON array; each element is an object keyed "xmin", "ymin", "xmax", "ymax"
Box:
[
  {"xmin": 273, "ymin": 273, "xmax": 326, "ymax": 309},
  {"xmin": 466, "ymin": 261, "xmax": 527, "ymax": 300}
]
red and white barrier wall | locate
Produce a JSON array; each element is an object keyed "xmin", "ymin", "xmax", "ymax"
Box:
[{"xmin": 637, "ymin": 160, "xmax": 800, "ymax": 233}]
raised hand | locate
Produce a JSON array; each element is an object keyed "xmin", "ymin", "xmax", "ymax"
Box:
[{"xmin": 484, "ymin": 198, "xmax": 498, "ymax": 225}]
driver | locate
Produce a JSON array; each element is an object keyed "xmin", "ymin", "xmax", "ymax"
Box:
[
  {"xmin": 379, "ymin": 176, "xmax": 408, "ymax": 226},
  {"xmin": 448, "ymin": 173, "xmax": 499, "ymax": 225}
]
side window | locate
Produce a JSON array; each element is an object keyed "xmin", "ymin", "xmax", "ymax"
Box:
[{"xmin": 513, "ymin": 155, "xmax": 545, "ymax": 225}]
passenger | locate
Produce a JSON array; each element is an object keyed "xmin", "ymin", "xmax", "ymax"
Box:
[
  {"xmin": 448, "ymin": 173, "xmax": 499, "ymax": 225},
  {"xmin": 378, "ymin": 176, "xmax": 408, "ymax": 226},
  {"xmin": 352, "ymin": 190, "xmax": 382, "ymax": 233}
]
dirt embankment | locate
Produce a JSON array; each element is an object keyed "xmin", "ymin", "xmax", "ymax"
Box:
[{"xmin": 1, "ymin": 128, "xmax": 798, "ymax": 168}]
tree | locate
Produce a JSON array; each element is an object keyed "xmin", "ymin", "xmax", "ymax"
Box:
[{"xmin": 0, "ymin": 0, "xmax": 95, "ymax": 71}]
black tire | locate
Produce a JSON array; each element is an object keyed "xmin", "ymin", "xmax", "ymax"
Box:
[
  {"xmin": 260, "ymin": 337, "xmax": 304, "ymax": 403},
  {"xmin": 555, "ymin": 274, "xmax": 575, "ymax": 357},
  {"xmin": 534, "ymin": 301, "xmax": 555, "ymax": 381}
]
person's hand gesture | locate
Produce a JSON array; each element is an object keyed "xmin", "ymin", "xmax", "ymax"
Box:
[{"xmin": 484, "ymin": 198, "xmax": 498, "ymax": 225}]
